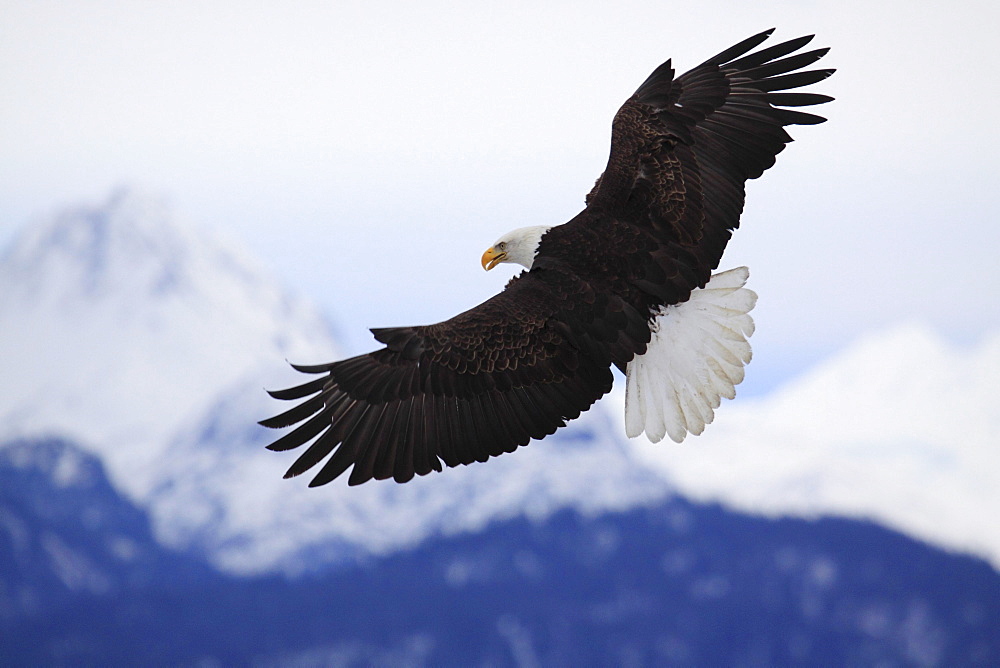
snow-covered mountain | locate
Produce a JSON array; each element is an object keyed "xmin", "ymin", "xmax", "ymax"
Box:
[
  {"xmin": 0, "ymin": 189, "xmax": 339, "ymax": 498},
  {"xmin": 621, "ymin": 324, "xmax": 1000, "ymax": 568},
  {"xmin": 2, "ymin": 190, "xmax": 998, "ymax": 576},
  {"xmin": 0, "ymin": 190, "xmax": 669, "ymax": 574},
  {"xmin": 7, "ymin": 437, "xmax": 997, "ymax": 666}
]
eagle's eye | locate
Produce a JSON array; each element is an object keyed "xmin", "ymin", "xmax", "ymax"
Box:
[{"xmin": 498, "ymin": 241, "xmax": 507, "ymax": 251}]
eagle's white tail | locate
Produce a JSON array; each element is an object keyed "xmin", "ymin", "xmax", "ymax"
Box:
[{"xmin": 624, "ymin": 267, "xmax": 757, "ymax": 443}]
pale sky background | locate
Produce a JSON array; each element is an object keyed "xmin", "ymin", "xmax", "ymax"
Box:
[{"xmin": 2, "ymin": 1, "xmax": 998, "ymax": 393}]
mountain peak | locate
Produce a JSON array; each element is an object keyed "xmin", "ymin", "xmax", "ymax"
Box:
[
  {"xmin": 0, "ymin": 190, "xmax": 339, "ymax": 499},
  {"xmin": 0, "ymin": 437, "xmax": 106, "ymax": 491},
  {"xmin": 2, "ymin": 188, "xmax": 258, "ymax": 309}
]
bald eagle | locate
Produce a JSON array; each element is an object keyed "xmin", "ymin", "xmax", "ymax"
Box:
[{"xmin": 261, "ymin": 29, "xmax": 833, "ymax": 486}]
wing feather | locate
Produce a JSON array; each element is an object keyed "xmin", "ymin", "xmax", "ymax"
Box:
[
  {"xmin": 286, "ymin": 429, "xmax": 339, "ymax": 479},
  {"xmin": 726, "ymin": 34, "xmax": 815, "ymax": 70},
  {"xmin": 391, "ymin": 396, "xmax": 418, "ymax": 483},
  {"xmin": 578, "ymin": 30, "xmax": 832, "ymax": 298}
]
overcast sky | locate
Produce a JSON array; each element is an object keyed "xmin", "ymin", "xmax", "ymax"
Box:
[{"xmin": 2, "ymin": 0, "xmax": 998, "ymax": 391}]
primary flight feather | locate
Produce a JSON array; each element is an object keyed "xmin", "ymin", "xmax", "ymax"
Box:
[{"xmin": 261, "ymin": 29, "xmax": 834, "ymax": 486}]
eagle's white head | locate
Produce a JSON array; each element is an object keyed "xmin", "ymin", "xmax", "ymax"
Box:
[{"xmin": 481, "ymin": 225, "xmax": 552, "ymax": 271}]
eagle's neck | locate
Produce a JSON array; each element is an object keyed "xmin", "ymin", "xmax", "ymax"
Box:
[{"xmin": 507, "ymin": 225, "xmax": 551, "ymax": 269}]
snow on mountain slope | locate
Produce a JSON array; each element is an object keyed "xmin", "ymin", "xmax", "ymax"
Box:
[
  {"xmin": 0, "ymin": 189, "xmax": 338, "ymax": 498},
  {"xmin": 153, "ymin": 379, "xmax": 668, "ymax": 575},
  {"xmin": 617, "ymin": 324, "xmax": 1000, "ymax": 570}
]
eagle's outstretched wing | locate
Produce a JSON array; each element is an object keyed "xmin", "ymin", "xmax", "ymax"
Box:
[
  {"xmin": 262, "ymin": 269, "xmax": 649, "ymax": 486},
  {"xmin": 567, "ymin": 29, "xmax": 833, "ymax": 301},
  {"xmin": 262, "ymin": 30, "xmax": 833, "ymax": 486}
]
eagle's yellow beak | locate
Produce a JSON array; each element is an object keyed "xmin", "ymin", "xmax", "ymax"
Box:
[{"xmin": 481, "ymin": 247, "xmax": 506, "ymax": 271}]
